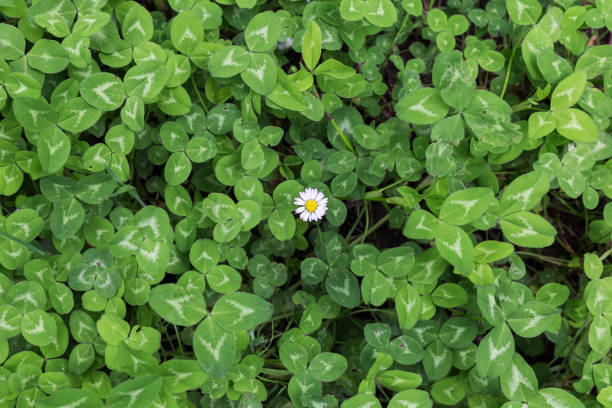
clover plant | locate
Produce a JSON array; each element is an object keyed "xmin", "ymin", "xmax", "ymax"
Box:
[{"xmin": 0, "ymin": 0, "xmax": 610, "ymax": 407}]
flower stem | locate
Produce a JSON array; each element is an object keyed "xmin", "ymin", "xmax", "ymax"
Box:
[{"xmin": 316, "ymin": 223, "xmax": 324, "ymax": 248}]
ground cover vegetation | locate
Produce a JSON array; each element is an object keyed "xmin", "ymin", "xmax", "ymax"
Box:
[{"xmin": 0, "ymin": 0, "xmax": 610, "ymax": 406}]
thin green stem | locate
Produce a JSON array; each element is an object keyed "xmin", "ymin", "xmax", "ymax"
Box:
[
  {"xmin": 349, "ymin": 213, "xmax": 390, "ymax": 247},
  {"xmin": 500, "ymin": 29, "xmax": 528, "ymax": 99},
  {"xmin": 173, "ymin": 324, "xmax": 184, "ymax": 355},
  {"xmin": 368, "ymin": 176, "xmax": 412, "ymax": 196},
  {"xmin": 257, "ymin": 376, "xmax": 287, "ymax": 384},
  {"xmin": 311, "ymin": 83, "xmax": 355, "ymax": 153},
  {"xmin": 329, "ymin": 115, "xmax": 356, "ymax": 153},
  {"xmin": 316, "ymin": 223, "xmax": 324, "ymax": 248},
  {"xmin": 511, "ymin": 100, "xmax": 547, "ymax": 113},
  {"xmin": 392, "ymin": 12, "xmax": 411, "ymax": 45},
  {"xmin": 107, "ymin": 169, "xmax": 146, "ymax": 208},
  {"xmin": 360, "ymin": 203, "xmax": 370, "ymax": 244},
  {"xmin": 190, "ymin": 74, "xmax": 208, "ymax": 114},
  {"xmin": 347, "ymin": 308, "xmax": 396, "ymax": 316},
  {"xmin": 550, "ymin": 192, "xmax": 583, "ymax": 218},
  {"xmin": 265, "ymin": 312, "xmax": 296, "ymax": 324},
  {"xmin": 0, "ymin": 230, "xmax": 45, "ymax": 255},
  {"xmin": 381, "ymin": 11, "xmax": 411, "ymax": 67},
  {"xmin": 416, "ymin": 175, "xmax": 433, "ymax": 192},
  {"xmin": 600, "ymin": 248, "xmax": 612, "ymax": 262},
  {"xmin": 260, "ymin": 368, "xmax": 291, "ymax": 377},
  {"xmin": 515, "ymin": 251, "xmax": 579, "ymax": 267},
  {"xmin": 345, "ymin": 204, "xmax": 366, "ymax": 240}
]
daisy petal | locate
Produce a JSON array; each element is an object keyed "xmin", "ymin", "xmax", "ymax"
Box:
[
  {"xmin": 295, "ymin": 206, "xmax": 306, "ymax": 214},
  {"xmin": 300, "ymin": 211, "xmax": 309, "ymax": 221},
  {"xmin": 294, "ymin": 198, "xmax": 305, "ymax": 205},
  {"xmin": 315, "ymin": 191, "xmax": 324, "ymax": 202}
]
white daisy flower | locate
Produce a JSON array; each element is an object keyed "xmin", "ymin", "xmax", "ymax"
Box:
[{"xmin": 294, "ymin": 188, "xmax": 328, "ymax": 222}]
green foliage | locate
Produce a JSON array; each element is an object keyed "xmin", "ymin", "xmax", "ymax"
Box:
[{"xmin": 0, "ymin": 0, "xmax": 609, "ymax": 407}]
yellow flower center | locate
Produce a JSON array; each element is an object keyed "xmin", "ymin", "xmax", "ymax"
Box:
[{"xmin": 305, "ymin": 199, "xmax": 318, "ymax": 213}]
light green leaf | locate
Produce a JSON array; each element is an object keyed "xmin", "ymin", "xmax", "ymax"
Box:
[
  {"xmin": 439, "ymin": 187, "xmax": 494, "ymax": 225},
  {"xmin": 427, "ymin": 9, "xmax": 448, "ymax": 31},
  {"xmin": 124, "ymin": 61, "xmax": 168, "ymax": 100},
  {"xmin": 500, "ymin": 353, "xmax": 538, "ymax": 401},
  {"xmin": 50, "ymin": 198, "xmax": 85, "ymax": 239},
  {"xmin": 244, "ymin": 11, "xmax": 280, "ymax": 52},
  {"xmin": 37, "ymin": 389, "xmax": 103, "ymax": 408},
  {"xmin": 80, "ymin": 73, "xmax": 126, "ymax": 111},
  {"xmin": 476, "ymin": 324, "xmax": 515, "ymax": 378},
  {"xmin": 279, "ymin": 342, "xmax": 309, "ymax": 375},
  {"xmin": 500, "ymin": 212, "xmax": 556, "ymax": 248},
  {"xmin": 0, "ymin": 23, "xmax": 25, "ymax": 60},
  {"xmin": 531, "ymin": 388, "xmax": 585, "ymax": 408},
  {"xmin": 431, "ymin": 377, "xmax": 466, "ymax": 406},
  {"xmin": 96, "ymin": 313, "xmax": 130, "ymax": 345},
  {"xmin": 314, "ymin": 59, "xmax": 356, "ymax": 79},
  {"xmin": 193, "ymin": 317, "xmax": 236, "ymax": 378},
  {"xmin": 309, "ymin": 352, "xmax": 347, "ymax": 382},
  {"xmin": 589, "ymin": 315, "xmax": 611, "ymax": 353},
  {"xmin": 164, "ymin": 152, "xmax": 192, "ymax": 185},
  {"xmin": 507, "ymin": 301, "xmax": 559, "ymax": 337},
  {"xmin": 423, "ymin": 339, "xmax": 453, "ymax": 381},
  {"xmin": 326, "ymin": 269, "xmax": 360, "ymax": 309},
  {"xmin": 536, "ymin": 283, "xmax": 570, "ymax": 307},
  {"xmin": 389, "ymin": 390, "xmax": 432, "ymax": 408},
  {"xmin": 212, "ymin": 292, "xmax": 273, "ymax": 332},
  {"xmin": 107, "ymin": 376, "xmax": 161, "ymax": 408},
  {"xmin": 207, "ymin": 265, "xmax": 242, "ymax": 293},
  {"xmin": 170, "ymin": 10, "xmax": 203, "ymax": 56},
  {"xmin": 21, "ymin": 309, "xmax": 56, "ymax": 346},
  {"xmin": 208, "ymin": 46, "xmax": 249, "ymax": 78},
  {"xmin": 501, "ymin": 171, "xmax": 550, "ymax": 214},
  {"xmin": 551, "ymin": 71, "xmax": 587, "ymax": 110},
  {"xmin": 395, "ymin": 283, "xmax": 422, "ymax": 330},
  {"xmin": 553, "ymin": 108, "xmax": 599, "ymax": 143},
  {"xmin": 158, "ymin": 86, "xmax": 192, "ymax": 116},
  {"xmin": 266, "ymin": 71, "xmax": 308, "ymax": 111},
  {"xmin": 302, "ymin": 20, "xmax": 322, "ymax": 71},
  {"xmin": 364, "ymin": 0, "xmax": 397, "ymax": 27},
  {"xmin": 435, "ymin": 222, "xmax": 474, "ymax": 276},
  {"xmin": 396, "ymin": 88, "xmax": 449, "ymax": 125},
  {"xmin": 378, "ymin": 370, "xmax": 422, "ymax": 392},
  {"xmin": 122, "ymin": 4, "xmax": 153, "ymax": 45},
  {"xmin": 528, "ymin": 111, "xmax": 556, "ymax": 139},
  {"xmin": 403, "ymin": 210, "xmax": 437, "ymax": 240},
  {"xmin": 469, "ymin": 244, "xmax": 510, "ymax": 268},
  {"xmin": 12, "ymin": 97, "xmax": 57, "ymax": 133},
  {"xmin": 431, "ymin": 283, "xmax": 468, "ymax": 308},
  {"xmin": 507, "ymin": 0, "xmax": 542, "ymax": 25},
  {"xmin": 240, "ymin": 53, "xmax": 278, "ymax": 95},
  {"xmin": 27, "ymin": 39, "xmax": 69, "ymax": 74},
  {"xmin": 149, "ymin": 283, "xmax": 207, "ymax": 325},
  {"xmin": 341, "ymin": 394, "xmax": 382, "ymax": 408},
  {"xmin": 268, "ymin": 209, "xmax": 295, "ymax": 241}
]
